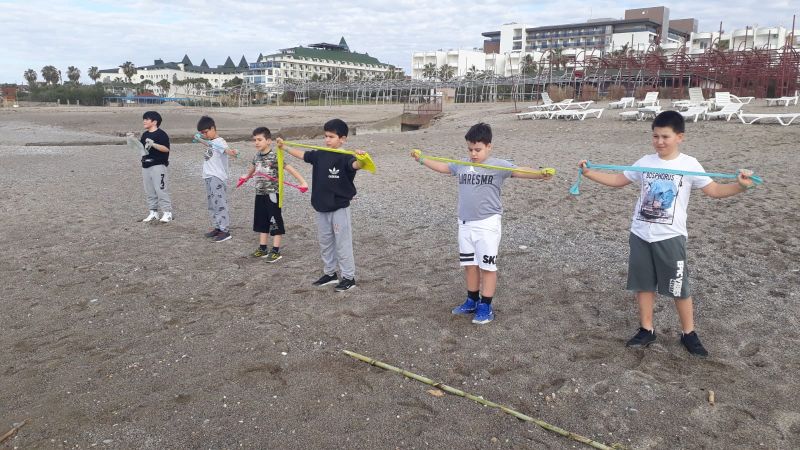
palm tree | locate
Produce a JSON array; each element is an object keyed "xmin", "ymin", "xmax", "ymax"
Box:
[
  {"xmin": 41, "ymin": 65, "xmax": 60, "ymax": 85},
  {"xmin": 24, "ymin": 69, "xmax": 38, "ymax": 87},
  {"xmin": 88, "ymin": 66, "xmax": 100, "ymax": 83},
  {"xmin": 67, "ymin": 66, "xmax": 81, "ymax": 85},
  {"xmin": 548, "ymin": 48, "xmax": 566, "ymax": 72},
  {"xmin": 520, "ymin": 54, "xmax": 537, "ymax": 76},
  {"xmin": 466, "ymin": 65, "xmax": 479, "ymax": 80},
  {"xmin": 422, "ymin": 63, "xmax": 437, "ymax": 80},
  {"xmin": 438, "ymin": 64, "xmax": 455, "ymax": 81},
  {"xmin": 120, "ymin": 61, "xmax": 137, "ymax": 83}
]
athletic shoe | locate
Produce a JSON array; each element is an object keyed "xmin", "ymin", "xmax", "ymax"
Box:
[
  {"xmin": 159, "ymin": 212, "xmax": 173, "ymax": 223},
  {"xmin": 681, "ymin": 331, "xmax": 709, "ymax": 357},
  {"xmin": 471, "ymin": 302, "xmax": 494, "ymax": 324},
  {"xmin": 252, "ymin": 248, "xmax": 269, "ymax": 258},
  {"xmin": 451, "ymin": 298, "xmax": 478, "ymax": 315},
  {"xmin": 214, "ymin": 231, "xmax": 232, "ymax": 242},
  {"xmin": 312, "ymin": 273, "xmax": 338, "ymax": 287},
  {"xmin": 142, "ymin": 210, "xmax": 159, "ymax": 222},
  {"xmin": 205, "ymin": 228, "xmax": 221, "ymax": 238},
  {"xmin": 625, "ymin": 327, "xmax": 656, "ymax": 348},
  {"xmin": 265, "ymin": 251, "xmax": 282, "ymax": 263},
  {"xmin": 334, "ymin": 277, "xmax": 356, "ymax": 292}
]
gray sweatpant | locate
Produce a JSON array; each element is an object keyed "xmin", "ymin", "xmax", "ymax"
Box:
[
  {"xmin": 204, "ymin": 176, "xmax": 230, "ymax": 232},
  {"xmin": 142, "ymin": 165, "xmax": 172, "ymax": 212},
  {"xmin": 316, "ymin": 207, "xmax": 355, "ymax": 279}
]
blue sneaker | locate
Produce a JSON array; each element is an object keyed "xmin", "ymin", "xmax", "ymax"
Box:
[
  {"xmin": 471, "ymin": 303, "xmax": 494, "ymax": 324},
  {"xmin": 451, "ymin": 298, "xmax": 478, "ymax": 315}
]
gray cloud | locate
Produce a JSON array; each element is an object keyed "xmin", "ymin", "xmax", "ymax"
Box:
[{"xmin": 2, "ymin": 0, "xmax": 797, "ymax": 83}]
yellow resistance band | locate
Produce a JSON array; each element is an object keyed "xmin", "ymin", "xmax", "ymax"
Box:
[
  {"xmin": 276, "ymin": 145, "xmax": 285, "ymax": 208},
  {"xmin": 282, "ymin": 141, "xmax": 376, "ymax": 173},
  {"xmin": 412, "ymin": 149, "xmax": 555, "ymax": 176}
]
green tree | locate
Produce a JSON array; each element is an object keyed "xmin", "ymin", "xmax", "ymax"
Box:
[
  {"xmin": 520, "ymin": 54, "xmax": 537, "ymax": 76},
  {"xmin": 422, "ymin": 62, "xmax": 437, "ymax": 80},
  {"xmin": 67, "ymin": 66, "xmax": 81, "ymax": 85},
  {"xmin": 438, "ymin": 64, "xmax": 455, "ymax": 81},
  {"xmin": 41, "ymin": 65, "xmax": 60, "ymax": 85},
  {"xmin": 156, "ymin": 79, "xmax": 171, "ymax": 94},
  {"xmin": 120, "ymin": 61, "xmax": 137, "ymax": 83},
  {"xmin": 24, "ymin": 69, "xmax": 38, "ymax": 86},
  {"xmin": 466, "ymin": 65, "xmax": 479, "ymax": 80},
  {"xmin": 222, "ymin": 76, "xmax": 243, "ymax": 88},
  {"xmin": 88, "ymin": 66, "xmax": 100, "ymax": 83}
]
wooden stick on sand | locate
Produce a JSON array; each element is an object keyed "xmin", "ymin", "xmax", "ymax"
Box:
[
  {"xmin": 0, "ymin": 419, "xmax": 29, "ymax": 444},
  {"xmin": 343, "ymin": 350, "xmax": 619, "ymax": 450}
]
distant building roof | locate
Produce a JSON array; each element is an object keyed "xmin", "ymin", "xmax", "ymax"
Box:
[{"xmin": 265, "ymin": 44, "xmax": 388, "ymax": 67}]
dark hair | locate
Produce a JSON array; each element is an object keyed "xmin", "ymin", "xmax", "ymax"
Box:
[
  {"xmin": 252, "ymin": 127, "xmax": 272, "ymax": 139},
  {"xmin": 465, "ymin": 122, "xmax": 492, "ymax": 144},
  {"xmin": 142, "ymin": 111, "xmax": 162, "ymax": 127},
  {"xmin": 197, "ymin": 115, "xmax": 216, "ymax": 132},
  {"xmin": 652, "ymin": 111, "xmax": 685, "ymax": 133},
  {"xmin": 323, "ymin": 118, "xmax": 348, "ymax": 137}
]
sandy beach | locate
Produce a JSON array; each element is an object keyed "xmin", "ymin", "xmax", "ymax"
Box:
[{"xmin": 1, "ymin": 100, "xmax": 799, "ymax": 449}]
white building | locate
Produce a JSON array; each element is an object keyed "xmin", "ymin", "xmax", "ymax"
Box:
[
  {"xmin": 411, "ymin": 49, "xmax": 487, "ymax": 79},
  {"xmin": 246, "ymin": 38, "xmax": 398, "ymax": 87},
  {"xmin": 689, "ymin": 26, "xmax": 800, "ymax": 53},
  {"xmin": 98, "ymin": 55, "xmax": 247, "ymax": 97}
]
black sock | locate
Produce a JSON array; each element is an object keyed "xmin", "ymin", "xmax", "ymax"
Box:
[
  {"xmin": 271, "ymin": 246, "xmax": 280, "ymax": 254},
  {"xmin": 480, "ymin": 295, "xmax": 493, "ymax": 305},
  {"xmin": 467, "ymin": 290, "xmax": 480, "ymax": 301},
  {"xmin": 259, "ymin": 245, "xmax": 268, "ymax": 251}
]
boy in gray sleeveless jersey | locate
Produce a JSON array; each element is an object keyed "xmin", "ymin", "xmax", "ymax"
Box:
[{"xmin": 411, "ymin": 123, "xmax": 552, "ymax": 324}]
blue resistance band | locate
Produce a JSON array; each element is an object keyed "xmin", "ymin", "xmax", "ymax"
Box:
[{"xmin": 569, "ymin": 161, "xmax": 764, "ymax": 195}]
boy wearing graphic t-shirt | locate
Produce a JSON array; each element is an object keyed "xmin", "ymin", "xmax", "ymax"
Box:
[
  {"xmin": 411, "ymin": 122, "xmax": 552, "ymax": 325},
  {"xmin": 578, "ymin": 111, "xmax": 757, "ymax": 356},
  {"xmin": 197, "ymin": 115, "xmax": 239, "ymax": 242}
]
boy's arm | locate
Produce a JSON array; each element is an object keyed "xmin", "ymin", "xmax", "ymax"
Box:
[
  {"xmin": 146, "ymin": 141, "xmax": 170, "ymax": 153},
  {"xmin": 411, "ymin": 150, "xmax": 450, "ymax": 174},
  {"xmin": 284, "ymin": 164, "xmax": 308, "ymax": 188},
  {"xmin": 276, "ymin": 137, "xmax": 306, "ymax": 160},
  {"xmin": 701, "ymin": 169, "xmax": 755, "ymax": 198},
  {"xmin": 510, "ymin": 166, "xmax": 553, "ymax": 180},
  {"xmin": 244, "ymin": 162, "xmax": 255, "ymax": 178},
  {"xmin": 579, "ymin": 160, "xmax": 631, "ymax": 187}
]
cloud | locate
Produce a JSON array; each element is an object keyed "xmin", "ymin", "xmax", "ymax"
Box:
[{"xmin": 1, "ymin": 0, "xmax": 797, "ymax": 83}]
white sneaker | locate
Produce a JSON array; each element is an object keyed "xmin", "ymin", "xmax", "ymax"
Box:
[
  {"xmin": 142, "ymin": 210, "xmax": 159, "ymax": 222},
  {"xmin": 159, "ymin": 212, "xmax": 173, "ymax": 223}
]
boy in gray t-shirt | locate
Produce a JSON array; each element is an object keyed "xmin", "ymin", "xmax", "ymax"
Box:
[{"xmin": 411, "ymin": 123, "xmax": 552, "ymax": 324}]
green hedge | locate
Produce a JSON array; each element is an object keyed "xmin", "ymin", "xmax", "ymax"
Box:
[{"xmin": 24, "ymin": 84, "xmax": 108, "ymax": 106}]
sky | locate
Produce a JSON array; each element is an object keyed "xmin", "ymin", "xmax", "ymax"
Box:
[{"xmin": 1, "ymin": 0, "xmax": 798, "ymax": 84}]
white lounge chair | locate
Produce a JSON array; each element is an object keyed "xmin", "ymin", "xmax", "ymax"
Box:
[
  {"xmin": 637, "ymin": 91, "xmax": 659, "ymax": 107},
  {"xmin": 679, "ymin": 106, "xmax": 708, "ymax": 123},
  {"xmin": 739, "ymin": 113, "xmax": 800, "ymax": 126},
  {"xmin": 765, "ymin": 91, "xmax": 799, "ymax": 107},
  {"xmin": 672, "ymin": 87, "xmax": 711, "ymax": 110},
  {"xmin": 704, "ymin": 103, "xmax": 743, "ymax": 121},
  {"xmin": 562, "ymin": 100, "xmax": 594, "ymax": 110},
  {"xmin": 554, "ymin": 108, "xmax": 604, "ymax": 120},
  {"xmin": 608, "ymin": 97, "xmax": 635, "ymax": 109},
  {"xmin": 517, "ymin": 110, "xmax": 556, "ymax": 120},
  {"xmin": 529, "ymin": 92, "xmax": 573, "ymax": 111},
  {"xmin": 711, "ymin": 91, "xmax": 738, "ymax": 110},
  {"xmin": 730, "ymin": 94, "xmax": 754, "ymax": 104}
]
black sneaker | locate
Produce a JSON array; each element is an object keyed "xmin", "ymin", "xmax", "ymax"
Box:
[
  {"xmin": 681, "ymin": 331, "xmax": 709, "ymax": 357},
  {"xmin": 625, "ymin": 327, "xmax": 656, "ymax": 347},
  {"xmin": 334, "ymin": 278, "xmax": 356, "ymax": 292},
  {"xmin": 214, "ymin": 231, "xmax": 232, "ymax": 242},
  {"xmin": 205, "ymin": 228, "xmax": 221, "ymax": 238},
  {"xmin": 312, "ymin": 273, "xmax": 338, "ymax": 287}
]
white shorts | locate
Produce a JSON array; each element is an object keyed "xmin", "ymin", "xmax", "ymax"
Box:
[{"xmin": 458, "ymin": 214, "xmax": 502, "ymax": 271}]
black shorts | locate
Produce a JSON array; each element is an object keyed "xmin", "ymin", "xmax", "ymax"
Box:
[
  {"xmin": 627, "ymin": 233, "xmax": 690, "ymax": 298},
  {"xmin": 253, "ymin": 194, "xmax": 285, "ymax": 235}
]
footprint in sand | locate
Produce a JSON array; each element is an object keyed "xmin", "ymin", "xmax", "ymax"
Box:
[{"xmin": 737, "ymin": 342, "xmax": 760, "ymax": 357}]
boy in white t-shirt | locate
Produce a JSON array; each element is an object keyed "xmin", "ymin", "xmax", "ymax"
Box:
[
  {"xmin": 578, "ymin": 111, "xmax": 757, "ymax": 356},
  {"xmin": 197, "ymin": 116, "xmax": 239, "ymax": 242}
]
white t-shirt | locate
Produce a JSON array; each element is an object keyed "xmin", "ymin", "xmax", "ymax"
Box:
[
  {"xmin": 624, "ymin": 153, "xmax": 712, "ymax": 242},
  {"xmin": 202, "ymin": 137, "xmax": 230, "ymax": 181}
]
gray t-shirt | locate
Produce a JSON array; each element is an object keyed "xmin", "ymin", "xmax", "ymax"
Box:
[{"xmin": 448, "ymin": 157, "xmax": 514, "ymax": 221}]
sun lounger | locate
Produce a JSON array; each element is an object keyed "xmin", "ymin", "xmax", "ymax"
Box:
[
  {"xmin": 608, "ymin": 97, "xmax": 635, "ymax": 109},
  {"xmin": 730, "ymin": 94, "xmax": 754, "ymax": 104},
  {"xmin": 672, "ymin": 87, "xmax": 712, "ymax": 110},
  {"xmin": 517, "ymin": 110, "xmax": 556, "ymax": 120},
  {"xmin": 738, "ymin": 113, "xmax": 800, "ymax": 126},
  {"xmin": 527, "ymin": 92, "xmax": 574, "ymax": 111},
  {"xmin": 679, "ymin": 106, "xmax": 708, "ymax": 123},
  {"xmin": 619, "ymin": 106, "xmax": 661, "ymax": 121},
  {"xmin": 704, "ymin": 103, "xmax": 743, "ymax": 121},
  {"xmin": 636, "ymin": 92, "xmax": 659, "ymax": 107},
  {"xmin": 553, "ymin": 108, "xmax": 603, "ymax": 120},
  {"xmin": 562, "ymin": 100, "xmax": 594, "ymax": 110},
  {"xmin": 765, "ymin": 91, "xmax": 799, "ymax": 107}
]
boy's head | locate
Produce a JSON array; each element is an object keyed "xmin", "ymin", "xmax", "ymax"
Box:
[
  {"xmin": 464, "ymin": 122, "xmax": 493, "ymax": 163},
  {"xmin": 252, "ymin": 126, "xmax": 272, "ymax": 151},
  {"xmin": 197, "ymin": 115, "xmax": 217, "ymax": 139},
  {"xmin": 651, "ymin": 111, "xmax": 685, "ymax": 158},
  {"xmin": 142, "ymin": 111, "xmax": 162, "ymax": 128},
  {"xmin": 323, "ymin": 118, "xmax": 348, "ymax": 149}
]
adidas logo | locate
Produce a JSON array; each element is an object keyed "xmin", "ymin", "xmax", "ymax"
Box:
[{"xmin": 328, "ymin": 166, "xmax": 340, "ymax": 179}]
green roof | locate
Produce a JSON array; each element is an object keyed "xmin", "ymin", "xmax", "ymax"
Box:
[{"xmin": 265, "ymin": 46, "xmax": 388, "ymax": 67}]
